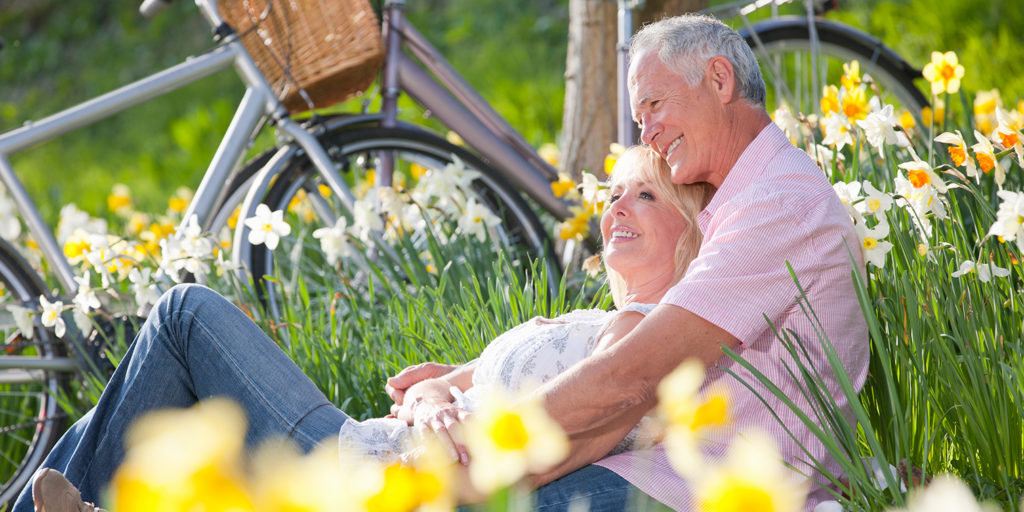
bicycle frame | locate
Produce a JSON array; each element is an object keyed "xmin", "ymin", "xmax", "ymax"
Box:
[
  {"xmin": 0, "ymin": 0, "xmax": 360, "ymax": 297},
  {"xmin": 375, "ymin": 0, "xmax": 572, "ymax": 220}
]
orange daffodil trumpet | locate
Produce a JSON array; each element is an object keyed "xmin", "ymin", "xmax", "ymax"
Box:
[
  {"xmin": 935, "ymin": 130, "xmax": 979, "ymax": 180},
  {"xmin": 994, "ymin": 107, "xmax": 1024, "ymax": 167},
  {"xmin": 971, "ymin": 130, "xmax": 1006, "ymax": 187},
  {"xmin": 923, "ymin": 51, "xmax": 965, "ymax": 95}
]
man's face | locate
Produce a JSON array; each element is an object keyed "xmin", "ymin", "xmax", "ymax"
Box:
[{"xmin": 629, "ymin": 50, "xmax": 720, "ymax": 185}]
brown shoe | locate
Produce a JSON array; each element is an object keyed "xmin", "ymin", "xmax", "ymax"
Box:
[{"xmin": 31, "ymin": 468, "xmax": 107, "ymax": 512}]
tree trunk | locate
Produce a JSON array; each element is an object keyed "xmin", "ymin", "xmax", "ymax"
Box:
[{"xmin": 560, "ymin": 0, "xmax": 707, "ymax": 178}]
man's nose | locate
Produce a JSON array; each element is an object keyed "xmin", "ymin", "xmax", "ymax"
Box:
[{"xmin": 639, "ymin": 116, "xmax": 658, "ymax": 146}]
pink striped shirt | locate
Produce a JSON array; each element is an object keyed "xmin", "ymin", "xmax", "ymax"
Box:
[{"xmin": 595, "ymin": 123, "xmax": 869, "ymax": 510}]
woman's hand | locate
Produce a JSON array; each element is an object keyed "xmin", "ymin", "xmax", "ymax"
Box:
[
  {"xmin": 410, "ymin": 399, "xmax": 471, "ymax": 465},
  {"xmin": 385, "ymin": 362, "xmax": 458, "ymax": 406}
]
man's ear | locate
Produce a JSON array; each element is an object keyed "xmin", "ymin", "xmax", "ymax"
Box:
[{"xmin": 706, "ymin": 56, "xmax": 736, "ymax": 104}]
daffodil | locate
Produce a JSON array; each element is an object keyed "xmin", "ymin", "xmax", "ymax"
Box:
[
  {"xmin": 107, "ymin": 183, "xmax": 133, "ymax": 216},
  {"xmin": 129, "ymin": 267, "xmax": 161, "ymax": 316},
  {"xmin": 8, "ymin": 304, "xmax": 34, "ymax": 340},
  {"xmin": 72, "ymin": 271, "xmax": 102, "ymax": 314},
  {"xmin": 538, "ymin": 142, "xmax": 560, "ymax": 169},
  {"xmin": 243, "ymin": 203, "xmax": 292, "ymax": 251},
  {"xmin": 693, "ymin": 430, "xmax": 808, "ymax": 512},
  {"xmin": 858, "ymin": 181, "xmax": 893, "ymax": 219},
  {"xmin": 39, "ymin": 296, "xmax": 66, "ymax": 338},
  {"xmin": 987, "ymin": 190, "xmax": 1024, "ymax": 253},
  {"xmin": 951, "ymin": 259, "xmax": 1010, "ymax": 282},
  {"xmin": 820, "ymin": 85, "xmax": 841, "ymax": 117},
  {"xmin": 897, "ymin": 160, "xmax": 948, "ymax": 193},
  {"xmin": 832, "ymin": 181, "xmax": 863, "ymax": 220},
  {"xmin": 857, "ymin": 221, "xmax": 894, "ymax": 268},
  {"xmin": 921, "ymin": 98, "xmax": 945, "ymax": 127},
  {"xmin": 312, "ymin": 217, "xmax": 355, "ymax": 266},
  {"xmin": 110, "ymin": 398, "xmax": 254, "ymax": 512},
  {"xmin": 580, "ymin": 171, "xmax": 610, "ymax": 214},
  {"xmin": 550, "ymin": 173, "xmax": 576, "ymax": 199},
  {"xmin": 841, "ymin": 60, "xmax": 861, "ymax": 91},
  {"xmin": 772, "ymin": 105, "xmax": 803, "ymax": 145},
  {"xmin": 351, "ymin": 196, "xmax": 385, "ymax": 243},
  {"xmin": 581, "ymin": 253, "xmax": 602, "ymax": 278},
  {"xmin": 656, "ymin": 359, "xmax": 732, "ymax": 479},
  {"xmin": 856, "ymin": 103, "xmax": 908, "ymax": 152},
  {"xmin": 168, "ymin": 187, "xmax": 194, "ymax": 215},
  {"xmin": 935, "ymin": 131, "xmax": 978, "ymax": 180},
  {"xmin": 805, "ymin": 144, "xmax": 845, "ymax": 173},
  {"xmin": 898, "ymin": 109, "xmax": 917, "ymax": 132},
  {"xmin": 974, "ymin": 88, "xmax": 1001, "ymax": 135},
  {"xmin": 556, "ymin": 209, "xmax": 590, "ymax": 241},
  {"xmin": 894, "ymin": 168, "xmax": 947, "ymax": 237},
  {"xmin": 971, "ymin": 130, "xmax": 1005, "ymax": 187},
  {"xmin": 458, "ymin": 199, "xmax": 502, "ymax": 242},
  {"xmin": 922, "ymin": 51, "xmax": 965, "ymax": 95},
  {"xmin": 993, "ymin": 107, "xmax": 1024, "ymax": 167},
  {"xmin": 822, "ymin": 114, "xmax": 854, "ymax": 151},
  {"xmin": 464, "ymin": 389, "xmax": 569, "ymax": 494},
  {"xmin": 0, "ymin": 193, "xmax": 21, "ymax": 241},
  {"xmin": 840, "ymin": 85, "xmax": 870, "ymax": 121},
  {"xmin": 887, "ymin": 474, "xmax": 991, "ymax": 512},
  {"xmin": 604, "ymin": 142, "xmax": 627, "ymax": 176}
]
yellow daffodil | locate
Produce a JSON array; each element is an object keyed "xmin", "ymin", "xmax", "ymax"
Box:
[
  {"xmin": 538, "ymin": 142, "xmax": 561, "ymax": 169},
  {"xmin": 693, "ymin": 430, "xmax": 808, "ymax": 512},
  {"xmin": 841, "ymin": 60, "xmax": 861, "ymax": 91},
  {"xmin": 557, "ymin": 209, "xmax": 590, "ymax": 241},
  {"xmin": 994, "ymin": 107, "xmax": 1024, "ymax": 167},
  {"xmin": 841, "ymin": 85, "xmax": 870, "ymax": 121},
  {"xmin": 605, "ymin": 142, "xmax": 626, "ymax": 175},
  {"xmin": 250, "ymin": 442, "xmax": 350, "ymax": 512},
  {"xmin": 971, "ymin": 129, "xmax": 1005, "ymax": 187},
  {"xmin": 921, "ymin": 98, "xmax": 944, "ymax": 127},
  {"xmin": 110, "ymin": 398, "xmax": 255, "ymax": 512},
  {"xmin": 934, "ymin": 131, "xmax": 978, "ymax": 180},
  {"xmin": 820, "ymin": 85, "xmax": 841, "ymax": 117},
  {"xmin": 317, "ymin": 183, "xmax": 333, "ymax": 198},
  {"xmin": 922, "ymin": 51, "xmax": 965, "ymax": 95},
  {"xmin": 167, "ymin": 187, "xmax": 193, "ymax": 215},
  {"xmin": 464, "ymin": 389, "xmax": 569, "ymax": 494},
  {"xmin": 63, "ymin": 229, "xmax": 92, "ymax": 264},
  {"xmin": 287, "ymin": 188, "xmax": 317, "ymax": 224},
  {"xmin": 445, "ymin": 131, "xmax": 465, "ymax": 147},
  {"xmin": 656, "ymin": 359, "xmax": 732, "ymax": 479},
  {"xmin": 107, "ymin": 183, "xmax": 133, "ymax": 217},
  {"xmin": 550, "ymin": 173, "xmax": 576, "ymax": 198},
  {"xmin": 973, "ymin": 89, "xmax": 1001, "ymax": 135},
  {"xmin": 899, "ymin": 109, "xmax": 916, "ymax": 132}
]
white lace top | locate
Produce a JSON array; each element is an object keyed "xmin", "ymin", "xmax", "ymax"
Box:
[{"xmin": 337, "ymin": 303, "xmax": 658, "ymax": 463}]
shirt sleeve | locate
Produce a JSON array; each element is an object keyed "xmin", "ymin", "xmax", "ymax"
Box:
[{"xmin": 662, "ymin": 189, "xmax": 822, "ymax": 345}]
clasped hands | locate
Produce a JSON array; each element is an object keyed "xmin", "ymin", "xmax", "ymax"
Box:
[{"xmin": 385, "ymin": 362, "xmax": 470, "ymax": 465}]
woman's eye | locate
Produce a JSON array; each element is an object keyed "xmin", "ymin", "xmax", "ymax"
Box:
[
  {"xmin": 640, "ymin": 191, "xmax": 654, "ymax": 200},
  {"xmin": 609, "ymin": 194, "xmax": 622, "ymax": 203}
]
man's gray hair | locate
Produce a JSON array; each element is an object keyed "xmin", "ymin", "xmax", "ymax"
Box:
[{"xmin": 630, "ymin": 14, "xmax": 767, "ymax": 107}]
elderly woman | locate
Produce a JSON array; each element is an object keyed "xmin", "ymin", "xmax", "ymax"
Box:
[{"xmin": 22, "ymin": 145, "xmax": 713, "ymax": 512}]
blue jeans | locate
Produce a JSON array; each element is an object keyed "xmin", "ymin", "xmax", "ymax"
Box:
[
  {"xmin": 13, "ymin": 284, "xmax": 350, "ymax": 511},
  {"xmin": 14, "ymin": 284, "xmax": 654, "ymax": 511}
]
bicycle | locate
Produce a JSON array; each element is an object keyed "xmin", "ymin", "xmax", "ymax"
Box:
[{"xmin": 0, "ymin": 0, "xmax": 928, "ymax": 504}]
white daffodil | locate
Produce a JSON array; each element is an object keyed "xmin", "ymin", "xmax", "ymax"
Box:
[
  {"xmin": 857, "ymin": 221, "xmax": 894, "ymax": 268},
  {"xmin": 693, "ymin": 430, "xmax": 808, "ymax": 512},
  {"xmin": 39, "ymin": 296, "xmax": 66, "ymax": 338},
  {"xmin": 889, "ymin": 474, "xmax": 989, "ymax": 512},
  {"xmin": 894, "ymin": 173, "xmax": 946, "ymax": 237},
  {"xmin": 457, "ymin": 199, "xmax": 502, "ymax": 242},
  {"xmin": 806, "ymin": 144, "xmax": 845, "ymax": 174},
  {"xmin": 822, "ymin": 114, "xmax": 855, "ymax": 151},
  {"xmin": 832, "ymin": 181, "xmax": 863, "ymax": 220},
  {"xmin": 312, "ymin": 217, "xmax": 354, "ymax": 266},
  {"xmin": 858, "ymin": 181, "xmax": 894, "ymax": 219},
  {"xmin": 464, "ymin": 389, "xmax": 569, "ymax": 494},
  {"xmin": 351, "ymin": 197, "xmax": 384, "ymax": 243},
  {"xmin": 72, "ymin": 271, "xmax": 102, "ymax": 314},
  {"xmin": 656, "ymin": 359, "xmax": 731, "ymax": 479},
  {"xmin": 935, "ymin": 131, "xmax": 979, "ymax": 180},
  {"xmin": 244, "ymin": 204, "xmax": 292, "ymax": 251},
  {"xmin": 0, "ymin": 193, "xmax": 21, "ymax": 241},
  {"xmin": 773, "ymin": 105, "xmax": 804, "ymax": 144},
  {"xmin": 56, "ymin": 203, "xmax": 107, "ymax": 245},
  {"xmin": 580, "ymin": 172, "xmax": 610, "ymax": 213},
  {"xmin": 856, "ymin": 103, "xmax": 909, "ymax": 152},
  {"xmin": 972, "ymin": 130, "xmax": 1005, "ymax": 188},
  {"xmin": 897, "ymin": 160, "xmax": 948, "ymax": 194},
  {"xmin": 129, "ymin": 267, "xmax": 162, "ymax": 316},
  {"xmin": 8, "ymin": 304, "xmax": 34, "ymax": 340},
  {"xmin": 987, "ymin": 190, "xmax": 1024, "ymax": 253},
  {"xmin": 993, "ymin": 107, "xmax": 1024, "ymax": 167},
  {"xmin": 951, "ymin": 260, "xmax": 1011, "ymax": 282}
]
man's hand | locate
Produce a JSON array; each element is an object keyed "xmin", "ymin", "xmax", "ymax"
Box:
[{"xmin": 385, "ymin": 362, "xmax": 458, "ymax": 406}]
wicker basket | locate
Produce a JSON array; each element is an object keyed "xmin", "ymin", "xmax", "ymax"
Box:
[{"xmin": 220, "ymin": 0, "xmax": 384, "ymax": 114}]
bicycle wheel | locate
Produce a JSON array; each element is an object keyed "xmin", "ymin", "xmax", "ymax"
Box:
[
  {"xmin": 742, "ymin": 17, "xmax": 929, "ymax": 121},
  {"xmin": 0, "ymin": 240, "xmax": 66, "ymax": 505},
  {"xmin": 235, "ymin": 125, "xmax": 559, "ymax": 323}
]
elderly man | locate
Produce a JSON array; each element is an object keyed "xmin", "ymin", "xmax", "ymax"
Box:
[{"xmin": 391, "ymin": 13, "xmax": 868, "ymax": 511}]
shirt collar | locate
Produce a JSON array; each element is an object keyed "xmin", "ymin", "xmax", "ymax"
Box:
[{"xmin": 697, "ymin": 123, "xmax": 791, "ymax": 233}]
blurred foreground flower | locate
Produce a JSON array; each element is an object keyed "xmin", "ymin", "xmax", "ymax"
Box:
[
  {"xmin": 693, "ymin": 430, "xmax": 808, "ymax": 512},
  {"xmin": 463, "ymin": 389, "xmax": 568, "ymax": 494},
  {"xmin": 887, "ymin": 474, "xmax": 998, "ymax": 512},
  {"xmin": 656, "ymin": 359, "xmax": 731, "ymax": 479},
  {"xmin": 110, "ymin": 398, "xmax": 254, "ymax": 512}
]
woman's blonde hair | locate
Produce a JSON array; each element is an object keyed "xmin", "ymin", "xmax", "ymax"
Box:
[{"xmin": 604, "ymin": 145, "xmax": 716, "ymax": 309}]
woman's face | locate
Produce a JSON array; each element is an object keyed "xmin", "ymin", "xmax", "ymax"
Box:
[{"xmin": 600, "ymin": 163, "xmax": 688, "ymax": 282}]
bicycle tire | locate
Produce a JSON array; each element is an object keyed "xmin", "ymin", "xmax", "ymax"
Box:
[
  {"xmin": 235, "ymin": 125, "xmax": 559, "ymax": 323},
  {"xmin": 742, "ymin": 17, "xmax": 929, "ymax": 121},
  {"xmin": 0, "ymin": 240, "xmax": 66, "ymax": 506}
]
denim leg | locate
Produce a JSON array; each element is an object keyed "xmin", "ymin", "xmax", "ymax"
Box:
[
  {"xmin": 531, "ymin": 465, "xmax": 659, "ymax": 512},
  {"xmin": 13, "ymin": 284, "xmax": 348, "ymax": 511}
]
